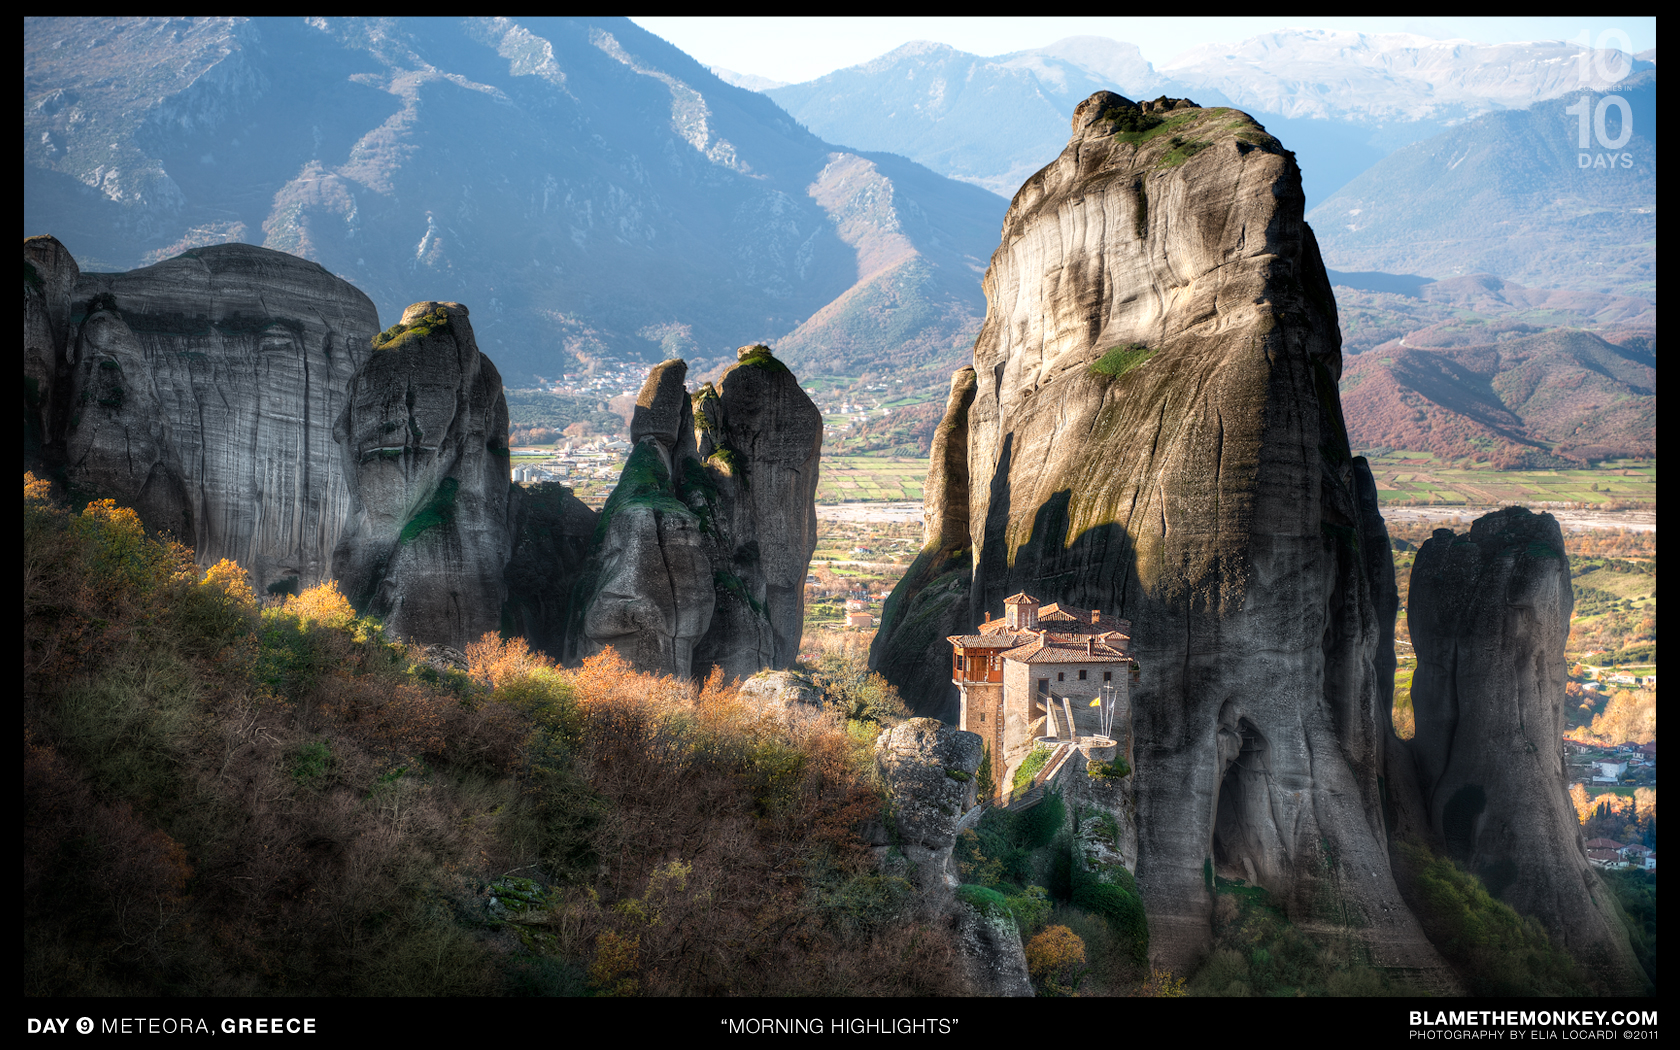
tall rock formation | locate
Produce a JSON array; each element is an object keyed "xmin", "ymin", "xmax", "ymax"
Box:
[
  {"xmin": 24, "ymin": 237, "xmax": 374, "ymax": 592},
  {"xmin": 869, "ymin": 367, "xmax": 977, "ymax": 723},
  {"xmin": 332, "ymin": 302, "xmax": 513, "ymax": 648},
  {"xmin": 576, "ymin": 346, "xmax": 820, "ymax": 680},
  {"xmin": 1404, "ymin": 507, "xmax": 1644, "ymax": 991},
  {"xmin": 873, "ymin": 93, "xmax": 1451, "ymax": 977}
]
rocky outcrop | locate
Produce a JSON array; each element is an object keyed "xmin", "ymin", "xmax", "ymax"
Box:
[
  {"xmin": 1404, "ymin": 507, "xmax": 1643, "ymax": 992},
  {"xmin": 502, "ymin": 482, "xmax": 599, "ymax": 660},
  {"xmin": 736, "ymin": 670, "xmax": 830, "ymax": 733},
  {"xmin": 577, "ymin": 346, "xmax": 821, "ymax": 680},
  {"xmin": 23, "ymin": 236, "xmax": 79, "ymax": 456},
  {"xmin": 25, "ymin": 238, "xmax": 374, "ymax": 593},
  {"xmin": 695, "ymin": 346, "xmax": 824, "ymax": 677},
  {"xmin": 871, "ymin": 718, "xmax": 1028, "ymax": 995},
  {"xmin": 873, "ymin": 717, "xmax": 983, "ymax": 888},
  {"xmin": 872, "ymin": 93, "xmax": 1454, "ymax": 979},
  {"xmin": 952, "ymin": 898, "xmax": 1034, "ymax": 997},
  {"xmin": 332, "ymin": 302, "xmax": 513, "ymax": 648},
  {"xmin": 868, "ymin": 367, "xmax": 977, "ymax": 722}
]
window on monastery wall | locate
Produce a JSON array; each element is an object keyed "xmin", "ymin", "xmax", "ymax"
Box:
[
  {"xmin": 1057, "ymin": 672, "xmax": 1065, "ymax": 682},
  {"xmin": 1078, "ymin": 669, "xmax": 1087, "ymax": 681},
  {"xmin": 1104, "ymin": 671, "xmax": 1112, "ymax": 682}
]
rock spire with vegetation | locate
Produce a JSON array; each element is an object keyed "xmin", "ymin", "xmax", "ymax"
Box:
[
  {"xmin": 575, "ymin": 345, "xmax": 822, "ymax": 680},
  {"xmin": 332, "ymin": 301, "xmax": 514, "ymax": 648},
  {"xmin": 873, "ymin": 91, "xmax": 1454, "ymax": 979},
  {"xmin": 1402, "ymin": 507, "xmax": 1645, "ymax": 991}
]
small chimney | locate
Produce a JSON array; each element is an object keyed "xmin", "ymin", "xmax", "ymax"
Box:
[
  {"xmin": 1087, "ymin": 637, "xmax": 1094, "ymax": 656},
  {"xmin": 1092, "ymin": 609, "xmax": 1101, "ymax": 624}
]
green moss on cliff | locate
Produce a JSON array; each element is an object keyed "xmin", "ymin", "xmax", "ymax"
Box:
[
  {"xmin": 593, "ymin": 442, "xmax": 692, "ymax": 545},
  {"xmin": 1090, "ymin": 343, "xmax": 1156, "ymax": 379},
  {"xmin": 373, "ymin": 307, "xmax": 450, "ymax": 351},
  {"xmin": 690, "ymin": 383, "xmax": 721, "ymax": 430},
  {"xmin": 715, "ymin": 570, "xmax": 768, "ymax": 619},
  {"xmin": 1158, "ymin": 136, "xmax": 1212, "ymax": 169},
  {"xmin": 707, "ymin": 447, "xmax": 746, "ymax": 490},
  {"xmin": 733, "ymin": 344, "xmax": 790, "ymax": 375},
  {"xmin": 399, "ymin": 476, "xmax": 459, "ymax": 545}
]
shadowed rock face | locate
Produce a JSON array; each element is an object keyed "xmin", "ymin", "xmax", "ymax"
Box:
[
  {"xmin": 578, "ymin": 359, "xmax": 714, "ymax": 676},
  {"xmin": 868, "ymin": 366, "xmax": 977, "ymax": 722},
  {"xmin": 24, "ymin": 236, "xmax": 79, "ymax": 455},
  {"xmin": 579, "ymin": 346, "xmax": 820, "ymax": 681},
  {"xmin": 873, "ymin": 93, "xmax": 1453, "ymax": 977},
  {"xmin": 25, "ymin": 238, "xmax": 374, "ymax": 592},
  {"xmin": 1405, "ymin": 507, "xmax": 1643, "ymax": 991},
  {"xmin": 502, "ymin": 481, "xmax": 599, "ymax": 660},
  {"xmin": 332, "ymin": 302, "xmax": 512, "ymax": 647}
]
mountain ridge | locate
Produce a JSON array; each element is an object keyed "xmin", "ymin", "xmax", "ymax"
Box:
[{"xmin": 23, "ymin": 16, "xmax": 1006, "ymax": 382}]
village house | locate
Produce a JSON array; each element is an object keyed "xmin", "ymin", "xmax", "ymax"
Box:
[
  {"xmin": 1586, "ymin": 847, "xmax": 1627, "ymax": 869},
  {"xmin": 949, "ymin": 593, "xmax": 1138, "ymax": 800},
  {"xmin": 1620, "ymin": 843, "xmax": 1652, "ymax": 865}
]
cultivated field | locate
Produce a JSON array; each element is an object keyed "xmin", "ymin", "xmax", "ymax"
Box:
[
  {"xmin": 1360, "ymin": 452, "xmax": 1654, "ymax": 509},
  {"xmin": 815, "ymin": 455, "xmax": 927, "ymax": 503}
]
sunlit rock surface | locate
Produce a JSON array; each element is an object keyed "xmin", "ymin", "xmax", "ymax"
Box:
[{"xmin": 27, "ymin": 238, "xmax": 374, "ymax": 593}]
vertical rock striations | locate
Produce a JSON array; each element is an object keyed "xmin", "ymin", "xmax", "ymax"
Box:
[
  {"xmin": 503, "ymin": 481, "xmax": 600, "ymax": 661},
  {"xmin": 873, "ymin": 93, "xmax": 1451, "ymax": 977},
  {"xmin": 869, "ymin": 366, "xmax": 978, "ymax": 722},
  {"xmin": 24, "ymin": 236, "xmax": 80, "ymax": 458},
  {"xmin": 1405, "ymin": 508, "xmax": 1644, "ymax": 991},
  {"xmin": 25, "ymin": 238, "xmax": 374, "ymax": 593},
  {"xmin": 577, "ymin": 346, "xmax": 821, "ymax": 680},
  {"xmin": 697, "ymin": 344, "xmax": 824, "ymax": 676},
  {"xmin": 25, "ymin": 236, "xmax": 597, "ymax": 662},
  {"xmin": 332, "ymin": 302, "xmax": 513, "ymax": 648}
]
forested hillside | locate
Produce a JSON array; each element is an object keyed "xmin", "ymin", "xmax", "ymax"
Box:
[{"xmin": 23, "ymin": 474, "xmax": 963, "ymax": 996}]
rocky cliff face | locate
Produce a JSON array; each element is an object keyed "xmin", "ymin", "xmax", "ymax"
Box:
[
  {"xmin": 502, "ymin": 482, "xmax": 600, "ymax": 660},
  {"xmin": 576, "ymin": 346, "xmax": 821, "ymax": 680},
  {"xmin": 869, "ymin": 367, "xmax": 976, "ymax": 723},
  {"xmin": 874, "ymin": 93, "xmax": 1452, "ymax": 977},
  {"xmin": 871, "ymin": 717, "xmax": 1029, "ymax": 996},
  {"xmin": 332, "ymin": 302, "xmax": 513, "ymax": 648},
  {"xmin": 25, "ymin": 237, "xmax": 374, "ymax": 593},
  {"xmin": 1404, "ymin": 507, "xmax": 1643, "ymax": 991}
]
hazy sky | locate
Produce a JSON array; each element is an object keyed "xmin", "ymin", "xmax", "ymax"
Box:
[{"xmin": 630, "ymin": 16, "xmax": 1658, "ymax": 86}]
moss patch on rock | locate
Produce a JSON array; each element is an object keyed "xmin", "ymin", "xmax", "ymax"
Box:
[
  {"xmin": 373, "ymin": 306, "xmax": 450, "ymax": 351},
  {"xmin": 1090, "ymin": 343, "xmax": 1156, "ymax": 379},
  {"xmin": 399, "ymin": 476, "xmax": 459, "ymax": 544}
]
